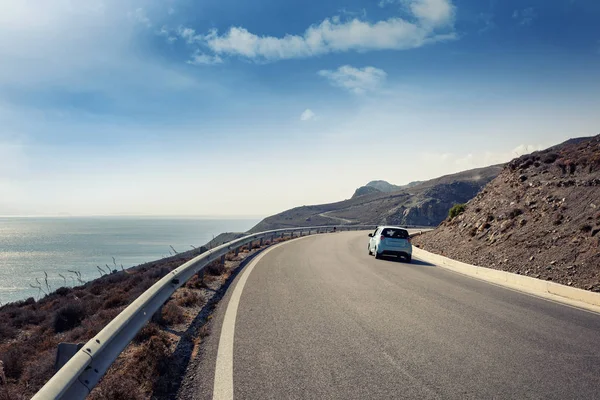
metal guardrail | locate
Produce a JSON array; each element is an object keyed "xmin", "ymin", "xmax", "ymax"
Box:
[{"xmin": 32, "ymin": 225, "xmax": 377, "ymax": 400}]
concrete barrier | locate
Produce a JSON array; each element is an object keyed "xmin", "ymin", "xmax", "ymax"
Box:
[{"xmin": 413, "ymin": 247, "xmax": 600, "ymax": 314}]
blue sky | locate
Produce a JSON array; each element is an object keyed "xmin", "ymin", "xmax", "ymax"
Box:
[{"xmin": 1, "ymin": 0, "xmax": 599, "ymax": 216}]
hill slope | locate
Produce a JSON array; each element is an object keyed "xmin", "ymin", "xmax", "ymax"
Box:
[
  {"xmin": 414, "ymin": 135, "xmax": 600, "ymax": 292},
  {"xmin": 250, "ymin": 164, "xmax": 503, "ymax": 232}
]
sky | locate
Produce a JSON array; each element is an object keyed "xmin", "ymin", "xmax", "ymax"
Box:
[{"xmin": 1, "ymin": 0, "xmax": 599, "ymax": 217}]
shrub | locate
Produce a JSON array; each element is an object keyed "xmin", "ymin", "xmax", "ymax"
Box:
[
  {"xmin": 133, "ymin": 323, "xmax": 161, "ymax": 344},
  {"xmin": 543, "ymin": 153, "xmax": 559, "ymax": 164},
  {"xmin": 102, "ymin": 293, "xmax": 127, "ymax": 309},
  {"xmin": 206, "ymin": 260, "xmax": 225, "ymax": 276},
  {"xmin": 1, "ymin": 347, "xmax": 24, "ymax": 380},
  {"xmin": 0, "ymin": 322, "xmax": 17, "ymax": 343},
  {"xmin": 448, "ymin": 204, "xmax": 466, "ymax": 220},
  {"xmin": 54, "ymin": 287, "xmax": 71, "ymax": 297},
  {"xmin": 11, "ymin": 309, "xmax": 46, "ymax": 329},
  {"xmin": 20, "ymin": 349, "xmax": 55, "ymax": 389},
  {"xmin": 508, "ymin": 208, "xmax": 523, "ymax": 219},
  {"xmin": 160, "ymin": 303, "xmax": 184, "ymax": 326},
  {"xmin": 89, "ymin": 374, "xmax": 146, "ymax": 400},
  {"xmin": 53, "ymin": 304, "xmax": 86, "ymax": 333},
  {"xmin": 175, "ymin": 290, "xmax": 202, "ymax": 308},
  {"xmin": 580, "ymin": 224, "xmax": 593, "ymax": 233}
]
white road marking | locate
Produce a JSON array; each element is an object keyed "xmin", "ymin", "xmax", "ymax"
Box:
[{"xmin": 212, "ymin": 236, "xmax": 314, "ymax": 400}]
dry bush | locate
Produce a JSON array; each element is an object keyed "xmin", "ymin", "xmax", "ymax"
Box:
[
  {"xmin": 54, "ymin": 287, "xmax": 71, "ymax": 297},
  {"xmin": 20, "ymin": 349, "xmax": 55, "ymax": 390},
  {"xmin": 160, "ymin": 303, "xmax": 184, "ymax": 326},
  {"xmin": 1, "ymin": 348, "xmax": 24, "ymax": 381},
  {"xmin": 102, "ymin": 292, "xmax": 127, "ymax": 309},
  {"xmin": 53, "ymin": 304, "xmax": 86, "ymax": 333},
  {"xmin": 206, "ymin": 260, "xmax": 225, "ymax": 276},
  {"xmin": 581, "ymin": 224, "xmax": 593, "ymax": 233},
  {"xmin": 543, "ymin": 152, "xmax": 559, "ymax": 164},
  {"xmin": 185, "ymin": 274, "xmax": 204, "ymax": 290},
  {"xmin": 175, "ymin": 290, "xmax": 203, "ymax": 308},
  {"xmin": 133, "ymin": 323, "xmax": 161, "ymax": 344},
  {"xmin": 0, "ymin": 322, "xmax": 17, "ymax": 344},
  {"xmin": 508, "ymin": 208, "xmax": 523, "ymax": 219},
  {"xmin": 89, "ymin": 373, "xmax": 146, "ymax": 400},
  {"xmin": 0, "ymin": 384, "xmax": 27, "ymax": 400},
  {"xmin": 12, "ymin": 309, "xmax": 46, "ymax": 329}
]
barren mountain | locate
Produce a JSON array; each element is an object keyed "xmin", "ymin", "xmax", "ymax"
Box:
[
  {"xmin": 414, "ymin": 135, "xmax": 600, "ymax": 292},
  {"xmin": 250, "ymin": 165, "xmax": 503, "ymax": 232}
]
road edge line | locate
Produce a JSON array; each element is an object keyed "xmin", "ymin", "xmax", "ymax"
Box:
[{"xmin": 211, "ymin": 235, "xmax": 314, "ymax": 400}]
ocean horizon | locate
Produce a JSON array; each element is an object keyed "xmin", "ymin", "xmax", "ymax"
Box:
[{"xmin": 0, "ymin": 216, "xmax": 260, "ymax": 304}]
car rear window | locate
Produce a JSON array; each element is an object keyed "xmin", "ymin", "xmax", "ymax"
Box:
[{"xmin": 381, "ymin": 228, "xmax": 409, "ymax": 239}]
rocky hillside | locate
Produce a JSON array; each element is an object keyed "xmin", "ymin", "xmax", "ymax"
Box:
[
  {"xmin": 250, "ymin": 164, "xmax": 503, "ymax": 232},
  {"xmin": 352, "ymin": 180, "xmax": 423, "ymax": 199},
  {"xmin": 414, "ymin": 135, "xmax": 600, "ymax": 292}
]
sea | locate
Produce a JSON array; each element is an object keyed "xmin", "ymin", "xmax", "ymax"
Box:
[{"xmin": 0, "ymin": 217, "xmax": 260, "ymax": 305}]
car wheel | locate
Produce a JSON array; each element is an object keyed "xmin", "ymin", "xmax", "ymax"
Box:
[
  {"xmin": 368, "ymin": 245, "xmax": 372, "ymax": 255},
  {"xmin": 406, "ymin": 255, "xmax": 412, "ymax": 263},
  {"xmin": 375, "ymin": 249, "xmax": 381, "ymax": 259}
]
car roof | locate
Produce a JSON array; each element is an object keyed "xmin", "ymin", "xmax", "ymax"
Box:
[{"xmin": 377, "ymin": 226, "xmax": 408, "ymax": 231}]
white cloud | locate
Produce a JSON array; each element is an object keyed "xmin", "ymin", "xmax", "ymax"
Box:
[
  {"xmin": 379, "ymin": 0, "xmax": 397, "ymax": 8},
  {"xmin": 158, "ymin": 25, "xmax": 177, "ymax": 43},
  {"xmin": 300, "ymin": 109, "xmax": 316, "ymax": 121},
  {"xmin": 178, "ymin": 26, "xmax": 203, "ymax": 44},
  {"xmin": 410, "ymin": 0, "xmax": 455, "ymax": 27},
  {"xmin": 318, "ymin": 66, "xmax": 387, "ymax": 94},
  {"xmin": 419, "ymin": 144, "xmax": 546, "ymax": 171},
  {"xmin": 179, "ymin": 0, "xmax": 456, "ymax": 62},
  {"xmin": 187, "ymin": 51, "xmax": 223, "ymax": 65},
  {"xmin": 512, "ymin": 7, "xmax": 537, "ymax": 26}
]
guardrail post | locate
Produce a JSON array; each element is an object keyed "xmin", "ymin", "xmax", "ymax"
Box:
[
  {"xmin": 220, "ymin": 254, "xmax": 225, "ymax": 266},
  {"xmin": 248, "ymin": 241, "xmax": 253, "ymax": 251},
  {"xmin": 235, "ymin": 247, "xmax": 240, "ymax": 256},
  {"xmin": 259, "ymin": 238, "xmax": 263, "ymax": 246}
]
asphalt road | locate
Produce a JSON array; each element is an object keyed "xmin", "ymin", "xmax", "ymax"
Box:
[{"xmin": 181, "ymin": 231, "xmax": 600, "ymax": 400}]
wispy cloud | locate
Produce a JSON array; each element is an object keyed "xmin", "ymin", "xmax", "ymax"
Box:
[
  {"xmin": 300, "ymin": 109, "xmax": 316, "ymax": 121},
  {"xmin": 187, "ymin": 51, "xmax": 223, "ymax": 65},
  {"xmin": 512, "ymin": 7, "xmax": 537, "ymax": 26},
  {"xmin": 130, "ymin": 8, "xmax": 152, "ymax": 28},
  {"xmin": 318, "ymin": 66, "xmax": 387, "ymax": 95},
  {"xmin": 176, "ymin": 0, "xmax": 457, "ymax": 63},
  {"xmin": 157, "ymin": 26, "xmax": 177, "ymax": 43}
]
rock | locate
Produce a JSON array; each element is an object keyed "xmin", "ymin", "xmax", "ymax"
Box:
[
  {"xmin": 529, "ymin": 256, "xmax": 535, "ymax": 261},
  {"xmin": 550, "ymin": 260, "xmax": 557, "ymax": 265},
  {"xmin": 546, "ymin": 277, "xmax": 553, "ymax": 281},
  {"xmin": 519, "ymin": 174, "xmax": 528, "ymax": 182},
  {"xmin": 546, "ymin": 266, "xmax": 552, "ymax": 270}
]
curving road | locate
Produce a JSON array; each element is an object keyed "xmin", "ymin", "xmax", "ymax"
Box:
[{"xmin": 180, "ymin": 231, "xmax": 600, "ymax": 400}]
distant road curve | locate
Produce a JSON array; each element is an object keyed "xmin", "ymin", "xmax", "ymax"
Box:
[
  {"xmin": 317, "ymin": 211, "xmax": 355, "ymax": 224},
  {"xmin": 181, "ymin": 231, "xmax": 600, "ymax": 400}
]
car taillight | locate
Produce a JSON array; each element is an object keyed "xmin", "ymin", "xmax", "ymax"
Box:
[
  {"xmin": 407, "ymin": 236, "xmax": 411, "ymax": 243},
  {"xmin": 380, "ymin": 235, "xmax": 385, "ymax": 241}
]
